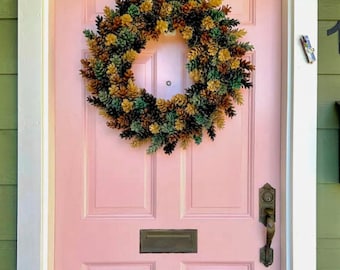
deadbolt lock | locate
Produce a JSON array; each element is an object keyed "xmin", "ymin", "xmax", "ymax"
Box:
[{"xmin": 259, "ymin": 183, "xmax": 276, "ymax": 225}]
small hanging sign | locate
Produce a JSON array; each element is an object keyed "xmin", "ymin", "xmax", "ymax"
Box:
[
  {"xmin": 300, "ymin": 35, "xmax": 316, "ymax": 63},
  {"xmin": 327, "ymin": 20, "xmax": 340, "ymax": 54}
]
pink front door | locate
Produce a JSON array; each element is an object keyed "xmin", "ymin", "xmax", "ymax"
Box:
[{"xmin": 55, "ymin": 0, "xmax": 281, "ymax": 269}]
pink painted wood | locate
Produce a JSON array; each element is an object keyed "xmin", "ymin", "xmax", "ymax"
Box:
[{"xmin": 54, "ymin": 0, "xmax": 281, "ymax": 269}]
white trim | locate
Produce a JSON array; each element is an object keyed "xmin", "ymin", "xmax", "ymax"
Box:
[
  {"xmin": 283, "ymin": 1, "xmax": 318, "ymax": 269},
  {"xmin": 17, "ymin": 0, "xmax": 317, "ymax": 269},
  {"xmin": 17, "ymin": 0, "xmax": 53, "ymax": 269}
]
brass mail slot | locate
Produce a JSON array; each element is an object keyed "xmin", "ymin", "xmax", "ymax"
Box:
[{"xmin": 140, "ymin": 229, "xmax": 197, "ymax": 253}]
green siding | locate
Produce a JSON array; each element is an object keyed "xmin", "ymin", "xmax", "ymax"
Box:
[
  {"xmin": 0, "ymin": 131, "xmax": 17, "ymax": 185},
  {"xmin": 0, "ymin": 241, "xmax": 16, "ymax": 270},
  {"xmin": 0, "ymin": 76, "xmax": 17, "ymax": 129},
  {"xmin": 0, "ymin": 0, "xmax": 16, "ymax": 18},
  {"xmin": 0, "ymin": 0, "xmax": 17, "ymax": 269},
  {"xmin": 318, "ymin": 1, "xmax": 340, "ymax": 269},
  {"xmin": 318, "ymin": 21, "xmax": 340, "ymax": 75},
  {"xmin": 318, "ymin": 185, "xmax": 340, "ymax": 270},
  {"xmin": 317, "ymin": 129, "xmax": 338, "ymax": 183},
  {"xmin": 319, "ymin": 0, "xmax": 340, "ymax": 21},
  {"xmin": 0, "ymin": 20, "xmax": 17, "ymax": 74}
]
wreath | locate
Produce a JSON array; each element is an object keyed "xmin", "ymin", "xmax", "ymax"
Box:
[{"xmin": 80, "ymin": 0, "xmax": 254, "ymax": 154}]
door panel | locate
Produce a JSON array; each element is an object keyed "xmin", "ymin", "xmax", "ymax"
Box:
[{"xmin": 55, "ymin": 0, "xmax": 281, "ymax": 269}]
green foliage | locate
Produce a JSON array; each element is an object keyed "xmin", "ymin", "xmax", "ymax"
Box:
[
  {"xmin": 210, "ymin": 27, "xmax": 221, "ymax": 40},
  {"xmin": 128, "ymin": 4, "xmax": 140, "ymax": 17},
  {"xmin": 147, "ymin": 134, "xmax": 164, "ymax": 154},
  {"xmin": 194, "ymin": 134, "xmax": 202, "ymax": 145},
  {"xmin": 83, "ymin": 29, "xmax": 95, "ymax": 39},
  {"xmin": 94, "ymin": 60, "xmax": 106, "ymax": 80},
  {"xmin": 134, "ymin": 97, "xmax": 147, "ymax": 110},
  {"xmin": 111, "ymin": 55, "xmax": 122, "ymax": 67},
  {"xmin": 207, "ymin": 69, "xmax": 220, "ymax": 80},
  {"xmin": 111, "ymin": 97, "xmax": 122, "ymax": 110},
  {"xmin": 130, "ymin": 121, "xmax": 143, "ymax": 134},
  {"xmin": 98, "ymin": 90, "xmax": 109, "ymax": 103}
]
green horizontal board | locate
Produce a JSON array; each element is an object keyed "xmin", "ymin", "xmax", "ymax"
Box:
[
  {"xmin": 0, "ymin": 0, "xmax": 17, "ymax": 19},
  {"xmin": 318, "ymin": 238, "xmax": 340, "ymax": 270},
  {"xmin": 317, "ymin": 129, "xmax": 339, "ymax": 183},
  {"xmin": 0, "ymin": 75, "xmax": 17, "ymax": 129},
  {"xmin": 0, "ymin": 241, "xmax": 16, "ymax": 270},
  {"xmin": 0, "ymin": 186, "xmax": 16, "ymax": 240},
  {"xmin": 319, "ymin": 0, "xmax": 340, "ymax": 20},
  {"xmin": 318, "ymin": 184, "xmax": 340, "ymax": 238},
  {"xmin": 0, "ymin": 20, "xmax": 17, "ymax": 74},
  {"xmin": 318, "ymin": 0, "xmax": 340, "ymax": 20},
  {"xmin": 318, "ymin": 244, "xmax": 340, "ymax": 270},
  {"xmin": 317, "ymin": 75, "xmax": 340, "ymax": 129},
  {"xmin": 0, "ymin": 130, "xmax": 17, "ymax": 185},
  {"xmin": 318, "ymin": 21, "xmax": 340, "ymax": 75}
]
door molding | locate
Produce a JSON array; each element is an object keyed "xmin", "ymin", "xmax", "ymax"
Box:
[{"xmin": 17, "ymin": 0, "xmax": 317, "ymax": 269}]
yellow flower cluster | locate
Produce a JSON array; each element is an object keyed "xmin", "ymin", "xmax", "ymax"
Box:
[
  {"xmin": 233, "ymin": 89, "xmax": 244, "ymax": 105},
  {"xmin": 107, "ymin": 64, "xmax": 120, "ymax": 83},
  {"xmin": 208, "ymin": 0, "xmax": 222, "ymax": 7},
  {"xmin": 171, "ymin": 94, "xmax": 187, "ymax": 106},
  {"xmin": 187, "ymin": 47, "xmax": 201, "ymax": 61},
  {"xmin": 123, "ymin": 49, "xmax": 138, "ymax": 62},
  {"xmin": 208, "ymin": 43, "xmax": 218, "ymax": 56},
  {"xmin": 218, "ymin": 48, "xmax": 231, "ymax": 62},
  {"xmin": 109, "ymin": 85, "xmax": 119, "ymax": 96},
  {"xmin": 107, "ymin": 63, "xmax": 117, "ymax": 75},
  {"xmin": 121, "ymin": 99, "xmax": 134, "ymax": 113},
  {"xmin": 87, "ymin": 39, "xmax": 97, "ymax": 53},
  {"xmin": 212, "ymin": 109, "xmax": 226, "ymax": 128},
  {"xmin": 189, "ymin": 69, "xmax": 202, "ymax": 83},
  {"xmin": 207, "ymin": 80, "xmax": 221, "ymax": 92},
  {"xmin": 175, "ymin": 119, "xmax": 185, "ymax": 131},
  {"xmin": 121, "ymin": 14, "xmax": 133, "ymax": 26},
  {"xmin": 105, "ymin": 34, "xmax": 117, "ymax": 46},
  {"xmin": 149, "ymin": 123, "xmax": 160, "ymax": 134},
  {"xmin": 181, "ymin": 26, "xmax": 193, "ymax": 40},
  {"xmin": 156, "ymin": 99, "xmax": 169, "ymax": 113},
  {"xmin": 103, "ymin": 6, "xmax": 112, "ymax": 17},
  {"xmin": 230, "ymin": 59, "xmax": 240, "ymax": 69},
  {"xmin": 185, "ymin": 104, "xmax": 196, "ymax": 115},
  {"xmin": 140, "ymin": 0, "xmax": 153, "ymax": 13},
  {"xmin": 202, "ymin": 16, "xmax": 215, "ymax": 30},
  {"xmin": 160, "ymin": 2, "xmax": 173, "ymax": 17},
  {"xmin": 156, "ymin": 20, "xmax": 168, "ymax": 33},
  {"xmin": 127, "ymin": 79, "xmax": 140, "ymax": 98}
]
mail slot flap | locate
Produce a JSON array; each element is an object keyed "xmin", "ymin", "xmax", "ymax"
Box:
[{"xmin": 140, "ymin": 229, "xmax": 197, "ymax": 253}]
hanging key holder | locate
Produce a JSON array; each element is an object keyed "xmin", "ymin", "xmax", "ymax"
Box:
[{"xmin": 300, "ymin": 35, "xmax": 316, "ymax": 63}]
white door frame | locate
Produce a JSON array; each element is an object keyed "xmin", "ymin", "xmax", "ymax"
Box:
[{"xmin": 17, "ymin": 0, "xmax": 317, "ymax": 269}]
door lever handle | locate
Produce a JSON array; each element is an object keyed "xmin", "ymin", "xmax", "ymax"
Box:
[
  {"xmin": 259, "ymin": 183, "xmax": 276, "ymax": 267},
  {"xmin": 261, "ymin": 209, "xmax": 275, "ymax": 267}
]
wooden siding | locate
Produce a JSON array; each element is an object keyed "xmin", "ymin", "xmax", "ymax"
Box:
[
  {"xmin": 0, "ymin": 0, "xmax": 17, "ymax": 269},
  {"xmin": 318, "ymin": 1, "xmax": 340, "ymax": 269}
]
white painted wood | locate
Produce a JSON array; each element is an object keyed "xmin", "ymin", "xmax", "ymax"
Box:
[
  {"xmin": 17, "ymin": 0, "xmax": 317, "ymax": 269},
  {"xmin": 281, "ymin": 0, "xmax": 317, "ymax": 270},
  {"xmin": 17, "ymin": 0, "xmax": 54, "ymax": 269}
]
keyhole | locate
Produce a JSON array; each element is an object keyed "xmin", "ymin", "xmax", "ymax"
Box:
[{"xmin": 262, "ymin": 191, "xmax": 273, "ymax": 202}]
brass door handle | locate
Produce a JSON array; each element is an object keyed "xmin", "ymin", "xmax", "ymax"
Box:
[
  {"xmin": 260, "ymin": 209, "xmax": 275, "ymax": 267},
  {"xmin": 259, "ymin": 184, "xmax": 276, "ymax": 267}
]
